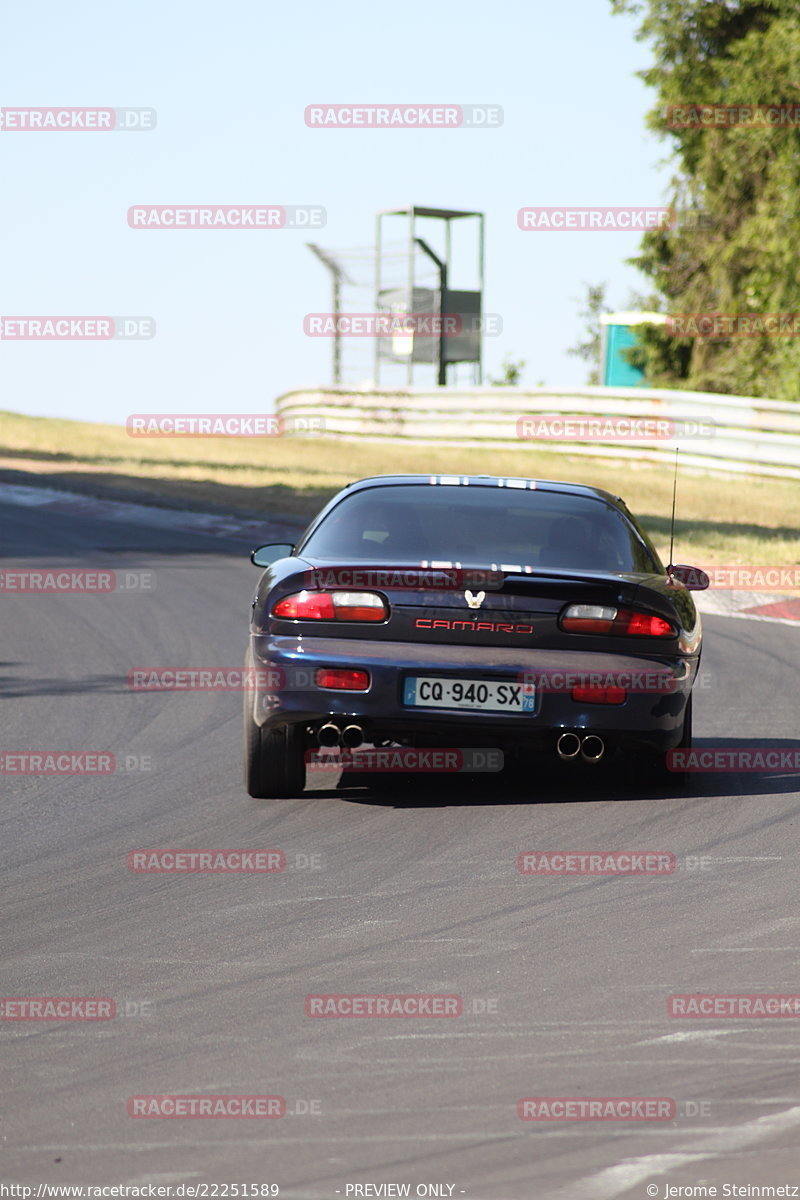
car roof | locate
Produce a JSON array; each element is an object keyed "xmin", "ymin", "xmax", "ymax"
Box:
[{"xmin": 339, "ymin": 474, "xmax": 624, "ymax": 506}]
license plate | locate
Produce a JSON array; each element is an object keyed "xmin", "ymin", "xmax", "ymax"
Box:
[{"xmin": 403, "ymin": 676, "xmax": 534, "ymax": 712}]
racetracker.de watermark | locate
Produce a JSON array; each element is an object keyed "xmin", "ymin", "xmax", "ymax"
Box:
[
  {"xmin": 303, "ymin": 313, "xmax": 502, "ymax": 337},
  {"xmin": 518, "ymin": 668, "xmax": 686, "ymax": 695},
  {"xmin": 302, "ymin": 567, "xmax": 505, "ymax": 591},
  {"xmin": 667, "ymin": 312, "xmax": 800, "ymax": 338},
  {"xmin": 0, "ymin": 570, "xmax": 154, "ymax": 592},
  {"xmin": 667, "ymin": 748, "xmax": 800, "ymax": 773},
  {"xmin": 128, "ymin": 1095, "xmax": 285, "ymax": 1118},
  {"xmin": 127, "ymin": 850, "xmax": 286, "ymax": 873},
  {"xmin": 673, "ymin": 209, "xmax": 719, "ymax": 232},
  {"xmin": 696, "ymin": 565, "xmax": 800, "ymax": 590},
  {"xmin": 305, "ymin": 994, "xmax": 462, "ymax": 1017},
  {"xmin": 517, "ymin": 852, "xmax": 676, "ymax": 875},
  {"xmin": 1, "ymin": 997, "xmax": 115, "ymax": 1019},
  {"xmin": 133, "ymin": 663, "xmax": 508, "ymax": 694},
  {"xmin": 0, "ymin": 317, "xmax": 154, "ymax": 340},
  {"xmin": 128, "ymin": 668, "xmax": 290, "ymax": 690},
  {"xmin": 0, "ymin": 752, "xmax": 152, "ymax": 775},
  {"xmin": 518, "ymin": 1098, "xmax": 675, "ymax": 1121},
  {"xmin": 668, "ymin": 994, "xmax": 800, "ymax": 1017},
  {"xmin": 1, "ymin": 107, "xmax": 156, "ymax": 131},
  {"xmin": 666, "ymin": 104, "xmax": 800, "ymax": 128},
  {"xmin": 306, "ymin": 748, "xmax": 504, "ymax": 773},
  {"xmin": 517, "ymin": 416, "xmax": 714, "ymax": 441},
  {"xmin": 305, "ymin": 104, "xmax": 502, "ymax": 128},
  {"xmin": 125, "ymin": 414, "xmax": 323, "ymax": 436},
  {"xmin": 518, "ymin": 207, "xmax": 674, "ymax": 231},
  {"xmin": 127, "ymin": 206, "xmax": 325, "ymax": 229}
]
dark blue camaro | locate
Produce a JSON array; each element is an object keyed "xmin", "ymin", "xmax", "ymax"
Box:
[{"xmin": 244, "ymin": 474, "xmax": 706, "ymax": 797}]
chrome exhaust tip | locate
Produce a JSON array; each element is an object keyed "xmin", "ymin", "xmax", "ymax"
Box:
[
  {"xmin": 581, "ymin": 735, "xmax": 605, "ymax": 763},
  {"xmin": 317, "ymin": 722, "xmax": 341, "ymax": 748},
  {"xmin": 341, "ymin": 724, "xmax": 364, "ymax": 749},
  {"xmin": 557, "ymin": 732, "xmax": 582, "ymax": 760}
]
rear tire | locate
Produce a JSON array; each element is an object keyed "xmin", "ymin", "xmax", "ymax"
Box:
[
  {"xmin": 645, "ymin": 694, "xmax": 693, "ymax": 787},
  {"xmin": 243, "ymin": 699, "xmax": 305, "ymax": 799},
  {"xmin": 670, "ymin": 693, "xmax": 693, "ymax": 787}
]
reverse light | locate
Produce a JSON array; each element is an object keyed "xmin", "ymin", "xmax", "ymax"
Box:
[
  {"xmin": 316, "ymin": 668, "xmax": 370, "ymax": 691},
  {"xmin": 560, "ymin": 604, "xmax": 676, "ymax": 638},
  {"xmin": 331, "ymin": 591, "xmax": 388, "ymax": 621},
  {"xmin": 272, "ymin": 590, "xmax": 388, "ymax": 622},
  {"xmin": 560, "ymin": 604, "xmax": 617, "ymax": 635}
]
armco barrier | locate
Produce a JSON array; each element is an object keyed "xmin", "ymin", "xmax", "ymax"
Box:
[{"xmin": 274, "ymin": 385, "xmax": 800, "ymax": 480}]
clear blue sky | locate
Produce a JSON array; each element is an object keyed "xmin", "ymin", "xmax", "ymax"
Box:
[{"xmin": 0, "ymin": 0, "xmax": 674, "ymax": 424}]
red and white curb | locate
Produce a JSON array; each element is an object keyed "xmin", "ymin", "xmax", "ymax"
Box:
[
  {"xmin": 1, "ymin": 480, "xmax": 797, "ymax": 624},
  {"xmin": 695, "ymin": 589, "xmax": 800, "ymax": 625}
]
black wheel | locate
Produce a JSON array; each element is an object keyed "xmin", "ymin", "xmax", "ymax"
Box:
[
  {"xmin": 243, "ymin": 697, "xmax": 305, "ymax": 799},
  {"xmin": 669, "ymin": 692, "xmax": 693, "ymax": 787},
  {"xmin": 645, "ymin": 694, "xmax": 693, "ymax": 787},
  {"xmin": 679, "ymin": 692, "xmax": 693, "ymax": 747}
]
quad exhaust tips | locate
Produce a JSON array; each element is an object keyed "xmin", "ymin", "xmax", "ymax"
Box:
[
  {"xmin": 557, "ymin": 732, "xmax": 605, "ymax": 763},
  {"xmin": 316, "ymin": 723, "xmax": 365, "ymax": 749}
]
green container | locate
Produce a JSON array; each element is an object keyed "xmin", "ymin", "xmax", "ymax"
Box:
[{"xmin": 600, "ymin": 312, "xmax": 668, "ymax": 388}]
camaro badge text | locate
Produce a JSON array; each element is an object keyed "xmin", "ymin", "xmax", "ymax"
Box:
[{"xmin": 415, "ymin": 618, "xmax": 533, "ymax": 634}]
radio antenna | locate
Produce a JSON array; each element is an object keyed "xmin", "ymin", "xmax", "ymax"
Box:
[{"xmin": 667, "ymin": 447, "xmax": 679, "ymax": 574}]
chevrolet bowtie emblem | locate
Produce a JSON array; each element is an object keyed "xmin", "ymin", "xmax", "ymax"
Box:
[{"xmin": 464, "ymin": 589, "xmax": 486, "ymax": 609}]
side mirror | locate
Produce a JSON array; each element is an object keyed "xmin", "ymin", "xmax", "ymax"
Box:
[
  {"xmin": 251, "ymin": 543, "xmax": 295, "ymax": 568},
  {"xmin": 668, "ymin": 564, "xmax": 710, "ymax": 591}
]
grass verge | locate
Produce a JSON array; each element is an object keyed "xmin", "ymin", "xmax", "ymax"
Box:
[{"xmin": 0, "ymin": 409, "xmax": 798, "ymax": 568}]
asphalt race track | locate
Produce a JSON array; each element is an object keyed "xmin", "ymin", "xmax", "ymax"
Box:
[{"xmin": 3, "ymin": 488, "xmax": 800, "ymax": 1198}]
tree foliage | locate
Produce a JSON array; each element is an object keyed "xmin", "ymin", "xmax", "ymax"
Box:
[
  {"xmin": 611, "ymin": 0, "xmax": 800, "ymax": 398},
  {"xmin": 567, "ymin": 283, "xmax": 609, "ymax": 384},
  {"xmin": 488, "ymin": 354, "xmax": 527, "ymax": 386}
]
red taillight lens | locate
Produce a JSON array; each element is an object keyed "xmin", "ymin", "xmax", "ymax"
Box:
[
  {"xmin": 618, "ymin": 610, "xmax": 675, "ymax": 637},
  {"xmin": 272, "ymin": 590, "xmax": 387, "ymax": 622},
  {"xmin": 572, "ymin": 686, "xmax": 627, "ymax": 705},
  {"xmin": 273, "ymin": 591, "xmax": 336, "ymax": 620},
  {"xmin": 560, "ymin": 604, "xmax": 675, "ymax": 638},
  {"xmin": 316, "ymin": 668, "xmax": 370, "ymax": 691}
]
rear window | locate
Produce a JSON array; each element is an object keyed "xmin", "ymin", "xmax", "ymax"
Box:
[{"xmin": 300, "ymin": 485, "xmax": 661, "ymax": 574}]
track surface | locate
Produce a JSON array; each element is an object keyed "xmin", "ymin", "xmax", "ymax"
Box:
[{"xmin": 3, "ymin": 491, "xmax": 800, "ymax": 1198}]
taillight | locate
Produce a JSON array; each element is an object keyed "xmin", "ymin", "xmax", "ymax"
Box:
[
  {"xmin": 619, "ymin": 610, "xmax": 674, "ymax": 637},
  {"xmin": 273, "ymin": 591, "xmax": 335, "ymax": 620},
  {"xmin": 331, "ymin": 591, "xmax": 387, "ymax": 621},
  {"xmin": 572, "ymin": 686, "xmax": 627, "ymax": 705},
  {"xmin": 316, "ymin": 668, "xmax": 370, "ymax": 691},
  {"xmin": 272, "ymin": 590, "xmax": 388, "ymax": 622},
  {"xmin": 560, "ymin": 604, "xmax": 675, "ymax": 638},
  {"xmin": 560, "ymin": 604, "xmax": 617, "ymax": 634}
]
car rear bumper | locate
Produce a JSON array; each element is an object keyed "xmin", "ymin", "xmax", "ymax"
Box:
[{"xmin": 248, "ymin": 634, "xmax": 697, "ymax": 753}]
